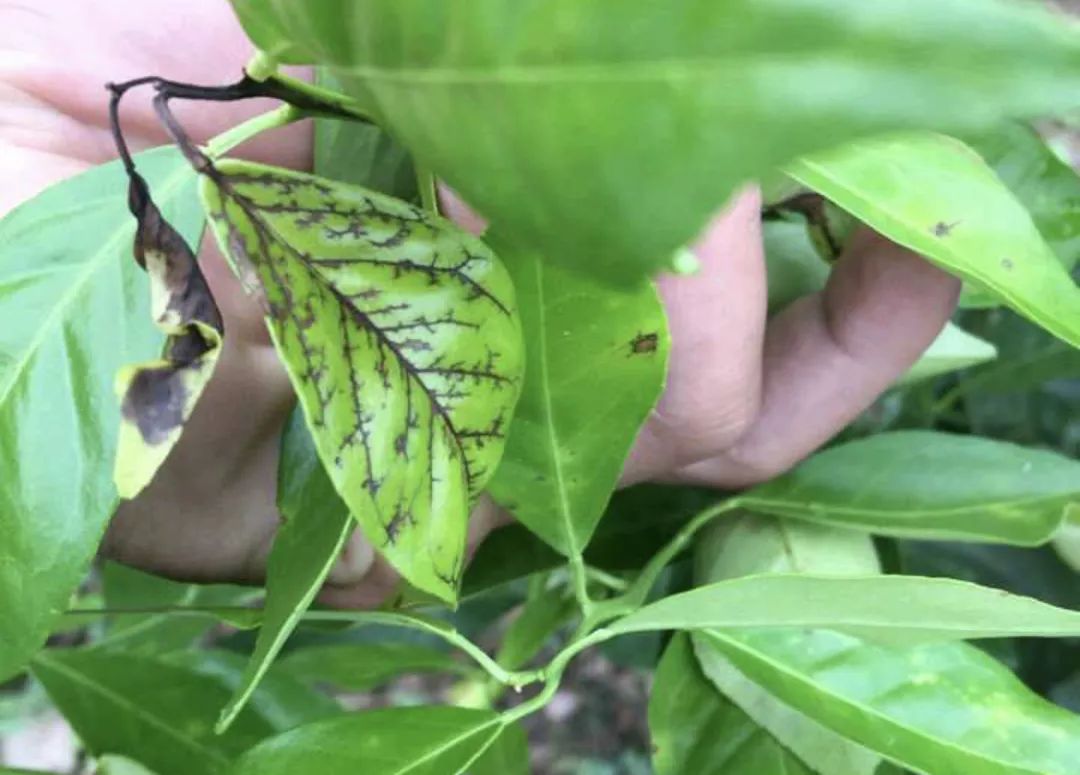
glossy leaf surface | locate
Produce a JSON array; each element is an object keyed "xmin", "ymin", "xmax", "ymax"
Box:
[
  {"xmin": 0, "ymin": 148, "xmax": 200, "ymax": 681},
  {"xmin": 789, "ymin": 133, "xmax": 1080, "ymax": 347},
  {"xmin": 486, "ymin": 233, "xmax": 669, "ymax": 555},
  {"xmin": 739, "ymin": 430, "xmax": 1080, "ymax": 545},
  {"xmin": 229, "ymin": 0, "xmax": 1080, "ymax": 282},
  {"xmin": 700, "ymin": 630, "xmax": 1080, "ymax": 775},
  {"xmin": 201, "ymin": 160, "xmax": 523, "ymax": 602}
]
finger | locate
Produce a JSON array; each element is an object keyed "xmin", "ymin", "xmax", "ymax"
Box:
[
  {"xmin": 317, "ymin": 496, "xmax": 510, "ymax": 609},
  {"xmin": 623, "ymin": 186, "xmax": 767, "ymax": 484},
  {"xmin": 675, "ymin": 229, "xmax": 960, "ymax": 488}
]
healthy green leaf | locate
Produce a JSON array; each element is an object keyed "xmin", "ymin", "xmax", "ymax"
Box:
[
  {"xmin": 215, "ymin": 411, "xmax": 352, "ymax": 732},
  {"xmin": 700, "ymin": 629, "xmax": 1080, "ymax": 775},
  {"xmin": 694, "ymin": 510, "xmax": 1080, "ymax": 775},
  {"xmin": 164, "ymin": 650, "xmax": 339, "ymax": 734},
  {"xmin": 229, "ymin": 0, "xmax": 1080, "ymax": 282},
  {"xmin": 31, "ymin": 649, "xmax": 277, "ymax": 775},
  {"xmin": 788, "ymin": 133, "xmax": 1080, "ymax": 347},
  {"xmin": 486, "ymin": 233, "xmax": 669, "ymax": 555},
  {"xmin": 227, "ymin": 706, "xmax": 502, "ymax": 775},
  {"xmin": 0, "ymin": 148, "xmax": 200, "ymax": 681},
  {"xmin": 278, "ymin": 643, "xmax": 475, "ymax": 691},
  {"xmin": 737, "ymin": 430, "xmax": 1080, "ymax": 545},
  {"xmin": 469, "ymin": 722, "xmax": 530, "ymax": 775},
  {"xmin": 649, "ymin": 633, "xmax": 815, "ymax": 775},
  {"xmin": 972, "ymin": 122, "xmax": 1080, "ymax": 273},
  {"xmin": 112, "ymin": 174, "xmax": 222, "ymax": 498},
  {"xmin": 689, "ymin": 515, "xmax": 882, "ymax": 775},
  {"xmin": 611, "ymin": 574, "xmax": 1080, "ymax": 643},
  {"xmin": 200, "ymin": 159, "xmax": 523, "ymax": 602}
]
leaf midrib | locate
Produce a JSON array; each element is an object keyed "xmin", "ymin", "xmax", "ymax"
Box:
[
  {"xmin": 533, "ymin": 259, "xmax": 583, "ymax": 558},
  {"xmin": 0, "ymin": 164, "xmax": 191, "ymax": 411}
]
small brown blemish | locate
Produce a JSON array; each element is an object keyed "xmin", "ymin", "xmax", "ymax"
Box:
[
  {"xmin": 1001, "ymin": 258, "xmax": 1015, "ymax": 270},
  {"xmin": 931, "ymin": 221, "xmax": 960, "ymax": 238},
  {"xmin": 629, "ymin": 332, "xmax": 659, "ymax": 356}
]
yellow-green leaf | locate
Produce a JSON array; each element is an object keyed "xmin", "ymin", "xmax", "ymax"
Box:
[{"xmin": 200, "ymin": 160, "xmax": 523, "ymax": 602}]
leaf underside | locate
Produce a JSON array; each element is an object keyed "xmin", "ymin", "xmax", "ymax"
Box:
[{"xmin": 200, "ymin": 160, "xmax": 523, "ymax": 602}]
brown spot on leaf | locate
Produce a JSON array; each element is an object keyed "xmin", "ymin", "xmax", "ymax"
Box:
[
  {"xmin": 931, "ymin": 221, "xmax": 960, "ymax": 238},
  {"xmin": 629, "ymin": 332, "xmax": 659, "ymax": 356},
  {"xmin": 1001, "ymin": 258, "xmax": 1015, "ymax": 270}
]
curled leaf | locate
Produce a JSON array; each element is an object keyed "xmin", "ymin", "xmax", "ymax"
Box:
[
  {"xmin": 200, "ymin": 160, "xmax": 523, "ymax": 602},
  {"xmin": 114, "ymin": 174, "xmax": 222, "ymax": 499}
]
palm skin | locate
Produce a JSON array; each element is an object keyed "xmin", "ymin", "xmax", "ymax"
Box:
[{"xmin": 0, "ymin": 0, "xmax": 959, "ymax": 605}]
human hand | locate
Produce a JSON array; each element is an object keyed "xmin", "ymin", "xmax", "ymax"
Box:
[{"xmin": 0, "ymin": 0, "xmax": 959, "ymax": 604}]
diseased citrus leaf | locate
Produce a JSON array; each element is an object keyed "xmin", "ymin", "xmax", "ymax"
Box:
[
  {"xmin": 113, "ymin": 173, "xmax": 221, "ymax": 499},
  {"xmin": 486, "ymin": 232, "xmax": 669, "ymax": 556},
  {"xmin": 649, "ymin": 633, "xmax": 817, "ymax": 775},
  {"xmin": 0, "ymin": 147, "xmax": 201, "ymax": 682},
  {"xmin": 788, "ymin": 133, "xmax": 1080, "ymax": 347},
  {"xmin": 737, "ymin": 430, "xmax": 1080, "ymax": 545},
  {"xmin": 228, "ymin": 0, "xmax": 1080, "ymax": 283},
  {"xmin": 214, "ymin": 411, "xmax": 352, "ymax": 732},
  {"xmin": 227, "ymin": 706, "xmax": 502, "ymax": 775},
  {"xmin": 199, "ymin": 159, "xmax": 523, "ymax": 602}
]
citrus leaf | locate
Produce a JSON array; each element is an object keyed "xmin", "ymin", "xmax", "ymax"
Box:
[
  {"xmin": 113, "ymin": 173, "xmax": 222, "ymax": 498},
  {"xmin": 229, "ymin": 0, "xmax": 1080, "ymax": 282},
  {"xmin": 278, "ymin": 643, "xmax": 475, "ymax": 691},
  {"xmin": 788, "ymin": 133, "xmax": 1080, "ymax": 347},
  {"xmin": 31, "ymin": 649, "xmax": 278, "ymax": 775},
  {"xmin": 227, "ymin": 706, "xmax": 502, "ymax": 775},
  {"xmin": 200, "ymin": 159, "xmax": 523, "ymax": 602},
  {"xmin": 650, "ymin": 633, "xmax": 817, "ymax": 775},
  {"xmin": 214, "ymin": 411, "xmax": 352, "ymax": 732},
  {"xmin": 688, "ymin": 515, "xmax": 881, "ymax": 775},
  {"xmin": 486, "ymin": 233, "xmax": 668, "ymax": 556},
  {"xmin": 0, "ymin": 148, "xmax": 200, "ymax": 681},
  {"xmin": 470, "ymin": 722, "xmax": 529, "ymax": 775},
  {"xmin": 700, "ymin": 630, "xmax": 1080, "ymax": 775},
  {"xmin": 737, "ymin": 430, "xmax": 1080, "ymax": 545},
  {"xmin": 972, "ymin": 121, "xmax": 1080, "ymax": 273},
  {"xmin": 611, "ymin": 574, "xmax": 1080, "ymax": 643},
  {"xmin": 692, "ymin": 511, "xmax": 1080, "ymax": 775}
]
